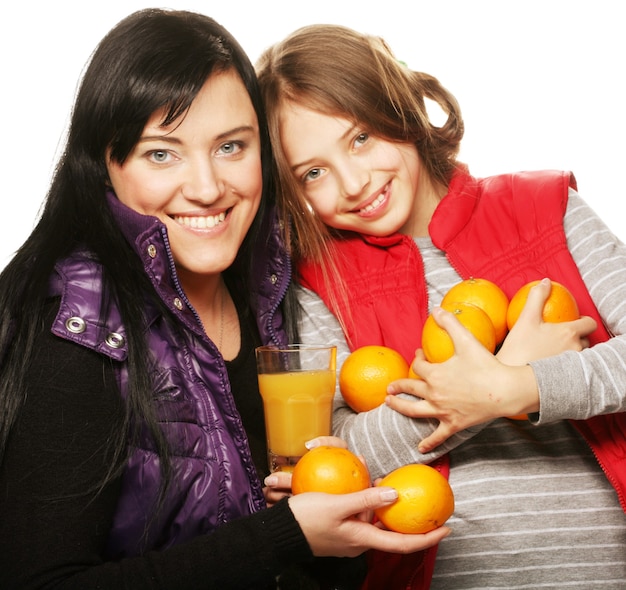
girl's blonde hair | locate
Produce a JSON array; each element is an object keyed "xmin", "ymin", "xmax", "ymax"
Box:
[{"xmin": 257, "ymin": 23, "xmax": 464, "ymax": 266}]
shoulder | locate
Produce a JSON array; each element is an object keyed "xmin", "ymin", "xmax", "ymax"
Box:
[
  {"xmin": 49, "ymin": 251, "xmax": 128, "ymax": 361},
  {"xmin": 470, "ymin": 171, "xmax": 574, "ymax": 217},
  {"xmin": 480, "ymin": 169, "xmax": 575, "ymax": 192},
  {"xmin": 32, "ymin": 298, "xmax": 119, "ymax": 399}
]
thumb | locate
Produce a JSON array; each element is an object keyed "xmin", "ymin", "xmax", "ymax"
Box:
[
  {"xmin": 431, "ymin": 306, "xmax": 476, "ymax": 347},
  {"xmin": 517, "ymin": 278, "xmax": 551, "ymax": 324},
  {"xmin": 343, "ymin": 486, "xmax": 400, "ymax": 514}
]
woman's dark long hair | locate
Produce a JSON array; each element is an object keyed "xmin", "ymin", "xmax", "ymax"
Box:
[{"xmin": 0, "ymin": 9, "xmax": 275, "ymax": 491}]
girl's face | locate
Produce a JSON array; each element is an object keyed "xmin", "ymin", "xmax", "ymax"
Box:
[
  {"xmin": 107, "ymin": 69, "xmax": 263, "ymax": 280},
  {"xmin": 279, "ymin": 102, "xmax": 424, "ymax": 237}
]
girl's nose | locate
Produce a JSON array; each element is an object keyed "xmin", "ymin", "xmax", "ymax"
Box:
[{"xmin": 338, "ymin": 160, "xmax": 369, "ymax": 199}]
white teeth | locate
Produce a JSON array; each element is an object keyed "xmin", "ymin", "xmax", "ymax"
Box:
[
  {"xmin": 174, "ymin": 212, "xmax": 226, "ymax": 229},
  {"xmin": 360, "ymin": 193, "xmax": 385, "ymax": 213}
]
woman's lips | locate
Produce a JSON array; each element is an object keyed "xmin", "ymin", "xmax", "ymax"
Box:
[{"xmin": 173, "ymin": 209, "xmax": 228, "ymax": 229}]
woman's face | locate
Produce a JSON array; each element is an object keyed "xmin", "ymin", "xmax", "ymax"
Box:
[
  {"xmin": 107, "ymin": 69, "xmax": 263, "ymax": 279},
  {"xmin": 279, "ymin": 101, "xmax": 422, "ymax": 237}
]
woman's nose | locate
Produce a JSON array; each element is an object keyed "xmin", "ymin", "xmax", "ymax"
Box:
[{"xmin": 181, "ymin": 160, "xmax": 222, "ymax": 203}]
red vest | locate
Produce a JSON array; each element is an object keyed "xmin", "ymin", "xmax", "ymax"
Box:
[{"xmin": 300, "ymin": 168, "xmax": 626, "ymax": 589}]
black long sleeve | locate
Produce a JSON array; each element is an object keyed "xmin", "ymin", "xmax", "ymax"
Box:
[{"xmin": 0, "ymin": 304, "xmax": 311, "ymax": 589}]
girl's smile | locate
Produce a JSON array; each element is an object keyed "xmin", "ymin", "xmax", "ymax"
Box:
[{"xmin": 351, "ymin": 183, "xmax": 391, "ymax": 217}]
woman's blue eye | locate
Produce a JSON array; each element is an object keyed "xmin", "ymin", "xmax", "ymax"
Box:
[
  {"xmin": 151, "ymin": 150, "xmax": 168, "ymax": 162},
  {"xmin": 355, "ymin": 133, "xmax": 369, "ymax": 146},
  {"xmin": 219, "ymin": 142, "xmax": 242, "ymax": 155}
]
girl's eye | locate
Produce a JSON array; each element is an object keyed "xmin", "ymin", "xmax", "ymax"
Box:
[
  {"xmin": 303, "ymin": 168, "xmax": 323, "ymax": 182},
  {"xmin": 354, "ymin": 132, "xmax": 369, "ymax": 147}
]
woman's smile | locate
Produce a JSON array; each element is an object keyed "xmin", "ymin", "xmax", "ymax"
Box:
[{"xmin": 172, "ymin": 208, "xmax": 230, "ymax": 230}]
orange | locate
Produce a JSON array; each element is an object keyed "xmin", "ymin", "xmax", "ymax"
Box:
[
  {"xmin": 441, "ymin": 277, "xmax": 510, "ymax": 344},
  {"xmin": 506, "ymin": 280, "xmax": 580, "ymax": 329},
  {"xmin": 408, "ymin": 364, "xmax": 421, "ymax": 380},
  {"xmin": 374, "ymin": 464, "xmax": 454, "ymax": 534},
  {"xmin": 506, "ymin": 280, "xmax": 579, "ymax": 420},
  {"xmin": 422, "ymin": 301, "xmax": 497, "ymax": 363},
  {"xmin": 291, "ymin": 445, "xmax": 370, "ymax": 495},
  {"xmin": 339, "ymin": 345, "xmax": 409, "ymax": 412}
]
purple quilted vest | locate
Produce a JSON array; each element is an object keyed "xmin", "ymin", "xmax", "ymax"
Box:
[{"xmin": 48, "ymin": 194, "xmax": 291, "ymax": 556}]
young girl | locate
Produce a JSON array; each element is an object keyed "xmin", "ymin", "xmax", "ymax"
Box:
[
  {"xmin": 257, "ymin": 23, "xmax": 626, "ymax": 589},
  {"xmin": 0, "ymin": 12, "xmax": 449, "ymax": 589}
]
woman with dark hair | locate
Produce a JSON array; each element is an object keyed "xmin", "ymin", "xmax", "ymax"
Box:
[{"xmin": 0, "ymin": 11, "xmax": 447, "ymax": 589}]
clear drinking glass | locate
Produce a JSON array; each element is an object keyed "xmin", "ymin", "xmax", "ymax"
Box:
[{"xmin": 255, "ymin": 344, "xmax": 337, "ymax": 472}]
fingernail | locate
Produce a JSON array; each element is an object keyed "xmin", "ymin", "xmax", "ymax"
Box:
[
  {"xmin": 264, "ymin": 475, "xmax": 278, "ymax": 486},
  {"xmin": 305, "ymin": 439, "xmax": 319, "ymax": 450},
  {"xmin": 380, "ymin": 488, "xmax": 399, "ymax": 501}
]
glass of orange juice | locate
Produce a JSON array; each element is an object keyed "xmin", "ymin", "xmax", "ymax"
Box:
[{"xmin": 255, "ymin": 344, "xmax": 337, "ymax": 472}]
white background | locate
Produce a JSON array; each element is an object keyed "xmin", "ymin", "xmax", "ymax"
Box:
[{"xmin": 2, "ymin": 1, "xmax": 624, "ymax": 268}]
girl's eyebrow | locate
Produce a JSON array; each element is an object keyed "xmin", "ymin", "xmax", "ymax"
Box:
[
  {"xmin": 291, "ymin": 123, "xmax": 357, "ymax": 172},
  {"xmin": 291, "ymin": 157, "xmax": 315, "ymax": 173}
]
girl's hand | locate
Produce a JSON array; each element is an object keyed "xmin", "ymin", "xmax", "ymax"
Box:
[
  {"xmin": 386, "ymin": 307, "xmax": 538, "ymax": 452},
  {"xmin": 288, "ymin": 486, "xmax": 451, "ymax": 557},
  {"xmin": 496, "ymin": 278, "xmax": 596, "ymax": 365},
  {"xmin": 303, "ymin": 435, "xmax": 348, "ymax": 450},
  {"xmin": 385, "ymin": 279, "xmax": 597, "ymax": 453}
]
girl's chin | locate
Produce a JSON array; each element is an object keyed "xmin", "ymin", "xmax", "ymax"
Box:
[{"xmin": 352, "ymin": 220, "xmax": 405, "ymax": 237}]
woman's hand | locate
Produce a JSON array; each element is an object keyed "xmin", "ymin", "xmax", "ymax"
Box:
[
  {"xmin": 263, "ymin": 436, "xmax": 350, "ymax": 506},
  {"xmin": 288, "ymin": 486, "xmax": 450, "ymax": 557}
]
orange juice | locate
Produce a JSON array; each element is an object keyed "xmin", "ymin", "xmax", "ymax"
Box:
[{"xmin": 258, "ymin": 369, "xmax": 335, "ymax": 458}]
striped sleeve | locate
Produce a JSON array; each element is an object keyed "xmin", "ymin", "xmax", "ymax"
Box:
[
  {"xmin": 532, "ymin": 189, "xmax": 626, "ymax": 422},
  {"xmin": 296, "ymin": 286, "xmax": 486, "ymax": 480}
]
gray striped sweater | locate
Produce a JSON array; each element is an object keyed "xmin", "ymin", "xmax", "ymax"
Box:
[{"xmin": 296, "ymin": 189, "xmax": 626, "ymax": 588}]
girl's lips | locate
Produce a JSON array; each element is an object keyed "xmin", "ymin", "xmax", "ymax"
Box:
[
  {"xmin": 353, "ymin": 184, "xmax": 390, "ymax": 217},
  {"xmin": 172, "ymin": 208, "xmax": 229, "ymax": 229}
]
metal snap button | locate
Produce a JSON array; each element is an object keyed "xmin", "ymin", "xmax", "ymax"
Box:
[
  {"xmin": 65, "ymin": 316, "xmax": 86, "ymax": 334},
  {"xmin": 105, "ymin": 332, "xmax": 125, "ymax": 349}
]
